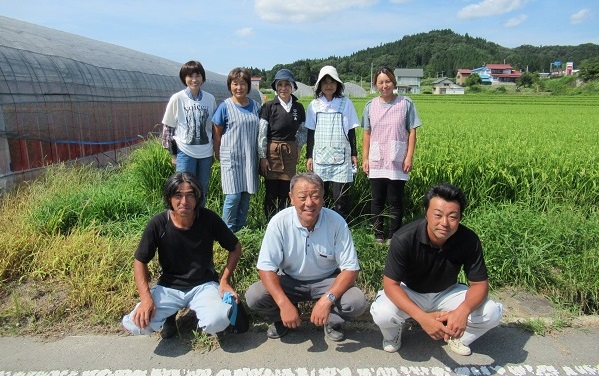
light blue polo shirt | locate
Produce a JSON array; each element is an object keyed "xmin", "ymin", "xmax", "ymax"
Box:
[{"xmin": 256, "ymin": 207, "xmax": 360, "ymax": 281}]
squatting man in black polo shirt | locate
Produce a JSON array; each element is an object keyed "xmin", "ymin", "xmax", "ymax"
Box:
[{"xmin": 370, "ymin": 183, "xmax": 503, "ymax": 356}]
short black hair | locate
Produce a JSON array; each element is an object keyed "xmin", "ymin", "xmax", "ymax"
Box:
[
  {"xmin": 162, "ymin": 172, "xmax": 203, "ymax": 211},
  {"xmin": 423, "ymin": 183, "xmax": 467, "ymax": 217},
  {"xmin": 179, "ymin": 61, "xmax": 206, "ymax": 86}
]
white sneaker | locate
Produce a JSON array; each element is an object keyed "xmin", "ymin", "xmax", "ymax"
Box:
[
  {"xmin": 447, "ymin": 338, "xmax": 472, "ymax": 356},
  {"xmin": 382, "ymin": 328, "xmax": 402, "ymax": 353}
]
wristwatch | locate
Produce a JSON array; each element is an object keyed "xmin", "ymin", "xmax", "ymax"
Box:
[{"xmin": 325, "ymin": 292, "xmax": 336, "ymax": 304}]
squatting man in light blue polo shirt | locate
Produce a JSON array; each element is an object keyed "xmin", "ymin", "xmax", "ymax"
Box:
[{"xmin": 246, "ymin": 172, "xmax": 368, "ymax": 341}]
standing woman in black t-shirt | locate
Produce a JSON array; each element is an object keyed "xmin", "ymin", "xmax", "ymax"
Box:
[{"xmin": 258, "ymin": 69, "xmax": 307, "ymax": 219}]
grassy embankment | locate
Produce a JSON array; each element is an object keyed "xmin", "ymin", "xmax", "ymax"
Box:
[{"xmin": 0, "ymin": 94, "xmax": 597, "ymax": 337}]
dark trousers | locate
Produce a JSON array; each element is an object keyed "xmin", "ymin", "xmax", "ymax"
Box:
[
  {"xmin": 245, "ymin": 273, "xmax": 368, "ymax": 326},
  {"xmin": 264, "ymin": 179, "xmax": 290, "ymax": 220},
  {"xmin": 324, "ymin": 181, "xmax": 351, "ymax": 220},
  {"xmin": 370, "ymin": 178, "xmax": 406, "ymax": 239}
]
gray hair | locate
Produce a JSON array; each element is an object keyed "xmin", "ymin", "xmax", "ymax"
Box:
[{"xmin": 289, "ymin": 172, "xmax": 324, "ymax": 193}]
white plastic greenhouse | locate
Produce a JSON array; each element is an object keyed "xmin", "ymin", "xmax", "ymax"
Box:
[{"xmin": 0, "ymin": 16, "xmax": 260, "ymax": 191}]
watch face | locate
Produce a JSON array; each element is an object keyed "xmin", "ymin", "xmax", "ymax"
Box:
[{"xmin": 327, "ymin": 293, "xmax": 335, "ymax": 302}]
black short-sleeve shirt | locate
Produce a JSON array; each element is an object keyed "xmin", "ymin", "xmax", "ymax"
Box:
[
  {"xmin": 135, "ymin": 208, "xmax": 239, "ymax": 290},
  {"xmin": 384, "ymin": 219, "xmax": 489, "ymax": 293}
]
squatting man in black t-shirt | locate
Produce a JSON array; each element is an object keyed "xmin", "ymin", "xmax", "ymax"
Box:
[
  {"xmin": 370, "ymin": 183, "xmax": 503, "ymax": 356},
  {"xmin": 122, "ymin": 172, "xmax": 246, "ymax": 338}
]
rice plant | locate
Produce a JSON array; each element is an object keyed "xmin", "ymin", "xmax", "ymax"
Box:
[{"xmin": 1, "ymin": 94, "xmax": 597, "ymax": 336}]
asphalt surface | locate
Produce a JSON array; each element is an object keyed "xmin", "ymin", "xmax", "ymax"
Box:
[{"xmin": 1, "ymin": 322, "xmax": 598, "ymax": 375}]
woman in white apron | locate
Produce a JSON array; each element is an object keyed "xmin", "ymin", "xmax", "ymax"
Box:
[{"xmin": 305, "ymin": 66, "xmax": 360, "ymax": 220}]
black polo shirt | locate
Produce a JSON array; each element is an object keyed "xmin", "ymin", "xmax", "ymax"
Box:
[{"xmin": 384, "ymin": 219, "xmax": 489, "ymax": 293}]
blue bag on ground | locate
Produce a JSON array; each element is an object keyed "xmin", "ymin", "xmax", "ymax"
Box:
[{"xmin": 222, "ymin": 292, "xmax": 250, "ymax": 334}]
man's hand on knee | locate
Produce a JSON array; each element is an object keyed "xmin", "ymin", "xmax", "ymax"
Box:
[
  {"xmin": 280, "ymin": 301, "xmax": 302, "ymax": 328},
  {"xmin": 133, "ymin": 298, "xmax": 156, "ymax": 329}
]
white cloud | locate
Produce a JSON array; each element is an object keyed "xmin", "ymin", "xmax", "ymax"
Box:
[
  {"xmin": 457, "ymin": 0, "xmax": 528, "ymax": 20},
  {"xmin": 254, "ymin": 0, "xmax": 377, "ymax": 23},
  {"xmin": 389, "ymin": 0, "xmax": 411, "ymax": 4},
  {"xmin": 570, "ymin": 8, "xmax": 591, "ymax": 24},
  {"xmin": 504, "ymin": 14, "xmax": 527, "ymax": 28},
  {"xmin": 236, "ymin": 27, "xmax": 254, "ymax": 37}
]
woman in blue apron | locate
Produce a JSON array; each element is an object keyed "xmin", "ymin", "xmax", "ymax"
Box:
[
  {"xmin": 305, "ymin": 66, "xmax": 360, "ymax": 220},
  {"xmin": 212, "ymin": 68, "xmax": 260, "ymax": 232}
]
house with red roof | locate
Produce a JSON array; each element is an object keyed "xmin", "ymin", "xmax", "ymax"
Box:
[
  {"xmin": 456, "ymin": 64, "xmax": 521, "ymax": 85},
  {"xmin": 456, "ymin": 69, "xmax": 472, "ymax": 85}
]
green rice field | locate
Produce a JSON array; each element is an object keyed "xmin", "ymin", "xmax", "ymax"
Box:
[{"xmin": 0, "ymin": 94, "xmax": 597, "ymax": 335}]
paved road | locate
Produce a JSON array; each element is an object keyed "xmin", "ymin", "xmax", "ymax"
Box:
[{"xmin": 1, "ymin": 324, "xmax": 598, "ymax": 375}]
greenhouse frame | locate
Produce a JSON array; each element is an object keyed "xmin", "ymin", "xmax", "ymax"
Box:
[{"xmin": 0, "ymin": 16, "xmax": 260, "ymax": 191}]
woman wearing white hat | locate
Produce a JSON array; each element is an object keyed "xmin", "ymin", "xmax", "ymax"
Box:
[{"xmin": 305, "ymin": 65, "xmax": 360, "ymax": 220}]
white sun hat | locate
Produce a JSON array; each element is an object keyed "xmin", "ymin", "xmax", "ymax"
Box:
[{"xmin": 314, "ymin": 65, "xmax": 344, "ymax": 91}]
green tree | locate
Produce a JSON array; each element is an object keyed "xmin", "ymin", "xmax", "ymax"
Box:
[
  {"xmin": 516, "ymin": 72, "xmax": 536, "ymax": 88},
  {"xmin": 578, "ymin": 57, "xmax": 599, "ymax": 82},
  {"xmin": 257, "ymin": 29, "xmax": 599, "ymax": 83},
  {"xmin": 465, "ymin": 73, "xmax": 482, "ymax": 87}
]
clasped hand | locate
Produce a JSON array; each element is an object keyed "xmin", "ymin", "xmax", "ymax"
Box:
[{"xmin": 421, "ymin": 310, "xmax": 467, "ymax": 342}]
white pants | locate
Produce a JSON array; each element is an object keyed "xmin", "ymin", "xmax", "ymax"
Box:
[
  {"xmin": 370, "ymin": 283, "xmax": 503, "ymax": 346},
  {"xmin": 122, "ymin": 282, "xmax": 231, "ymax": 335}
]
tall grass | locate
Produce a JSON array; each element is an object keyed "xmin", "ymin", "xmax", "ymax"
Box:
[
  {"xmin": 27, "ymin": 138, "xmax": 172, "ymax": 236},
  {"xmin": 0, "ymin": 95, "xmax": 597, "ymax": 335}
]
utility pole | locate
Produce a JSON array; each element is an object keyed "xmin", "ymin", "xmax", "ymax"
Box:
[{"xmin": 370, "ymin": 62, "xmax": 374, "ymax": 93}]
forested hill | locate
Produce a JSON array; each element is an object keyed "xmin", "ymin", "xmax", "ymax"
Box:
[{"xmin": 250, "ymin": 29, "xmax": 599, "ymax": 86}]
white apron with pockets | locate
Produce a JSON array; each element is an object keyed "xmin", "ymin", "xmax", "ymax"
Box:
[
  {"xmin": 219, "ymin": 98, "xmax": 260, "ymax": 194},
  {"xmin": 313, "ymin": 97, "xmax": 353, "ymax": 183}
]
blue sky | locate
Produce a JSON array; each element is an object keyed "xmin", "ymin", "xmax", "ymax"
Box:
[{"xmin": 1, "ymin": 0, "xmax": 596, "ymax": 75}]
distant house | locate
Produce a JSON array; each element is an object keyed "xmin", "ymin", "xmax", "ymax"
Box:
[
  {"xmin": 394, "ymin": 68, "xmax": 424, "ymax": 94},
  {"xmin": 486, "ymin": 63, "xmax": 522, "ymax": 84},
  {"xmin": 251, "ymin": 77, "xmax": 261, "ymax": 91},
  {"xmin": 464, "ymin": 63, "xmax": 521, "ymax": 85},
  {"xmin": 432, "ymin": 78, "xmax": 464, "ymax": 95},
  {"xmin": 470, "ymin": 67, "xmax": 493, "ymax": 85},
  {"xmin": 456, "ymin": 69, "xmax": 472, "ymax": 85}
]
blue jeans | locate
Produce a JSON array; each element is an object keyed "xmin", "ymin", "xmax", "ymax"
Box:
[
  {"xmin": 222, "ymin": 192, "xmax": 251, "ymax": 232},
  {"xmin": 121, "ymin": 282, "xmax": 232, "ymax": 335},
  {"xmin": 176, "ymin": 152, "xmax": 212, "ymax": 207}
]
